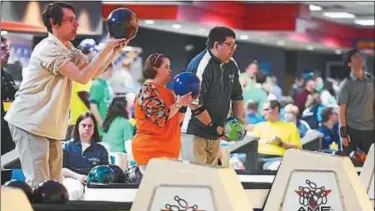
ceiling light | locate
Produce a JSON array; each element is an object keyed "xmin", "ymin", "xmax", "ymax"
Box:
[
  {"xmin": 144, "ymin": 20, "xmax": 155, "ymax": 25},
  {"xmin": 172, "ymin": 24, "xmax": 182, "ymax": 29},
  {"xmin": 335, "ymin": 49, "xmax": 342, "ymax": 54},
  {"xmin": 323, "ymin": 12, "xmax": 355, "ymax": 19},
  {"xmin": 240, "ymin": 35, "xmax": 249, "ymax": 40},
  {"xmin": 309, "ymin": 4, "xmax": 322, "ymax": 11},
  {"xmin": 277, "ymin": 40, "xmax": 285, "ymax": 46},
  {"xmin": 354, "ymin": 19, "xmax": 374, "ymax": 26},
  {"xmin": 307, "ymin": 45, "xmax": 314, "ymax": 50}
]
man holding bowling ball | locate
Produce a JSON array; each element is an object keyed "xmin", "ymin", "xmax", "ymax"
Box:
[
  {"xmin": 182, "ymin": 26, "xmax": 245, "ymax": 165},
  {"xmin": 4, "ymin": 2, "xmax": 128, "ymax": 188}
]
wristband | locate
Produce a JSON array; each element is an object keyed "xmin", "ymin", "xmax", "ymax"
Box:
[
  {"xmin": 179, "ymin": 106, "xmax": 187, "ymax": 113},
  {"xmin": 208, "ymin": 121, "xmax": 224, "ymax": 137},
  {"xmin": 339, "ymin": 126, "xmax": 348, "ymax": 138},
  {"xmin": 192, "ymin": 105, "xmax": 206, "ymax": 116}
]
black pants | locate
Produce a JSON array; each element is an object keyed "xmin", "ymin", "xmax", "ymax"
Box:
[{"xmin": 344, "ymin": 126, "xmax": 374, "ymax": 154}]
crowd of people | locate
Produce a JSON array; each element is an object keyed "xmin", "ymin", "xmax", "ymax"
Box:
[{"xmin": 1, "ymin": 1, "xmax": 373, "ymax": 200}]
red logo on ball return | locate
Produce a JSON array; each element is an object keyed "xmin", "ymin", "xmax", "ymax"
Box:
[{"xmin": 295, "ymin": 180, "xmax": 332, "ymax": 211}]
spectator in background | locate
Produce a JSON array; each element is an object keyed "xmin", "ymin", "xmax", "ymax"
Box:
[
  {"xmin": 102, "ymin": 96, "xmax": 134, "ymax": 153},
  {"xmin": 279, "ymin": 96, "xmax": 294, "ymax": 121},
  {"xmin": 262, "ymin": 76, "xmax": 278, "ymax": 101},
  {"xmin": 245, "ymin": 100, "xmax": 264, "ymax": 131},
  {"xmin": 320, "ymin": 80, "xmax": 338, "ymax": 109},
  {"xmin": 242, "ymin": 70, "xmax": 268, "ymax": 114},
  {"xmin": 62, "ymin": 112, "xmax": 108, "ymax": 200},
  {"xmin": 89, "ymin": 63, "xmax": 115, "ymax": 136},
  {"xmin": 284, "ymin": 104, "xmax": 310, "ymax": 138},
  {"xmin": 240, "ymin": 60, "xmax": 259, "ymax": 89},
  {"xmin": 317, "ymin": 107, "xmax": 341, "ymax": 152},
  {"xmin": 269, "ymin": 75, "xmax": 283, "ymax": 101},
  {"xmin": 289, "ymin": 73, "xmax": 304, "ymax": 100},
  {"xmin": 294, "ymin": 72, "xmax": 317, "ymax": 115},
  {"xmin": 301, "ymin": 93, "xmax": 325, "ymax": 129},
  {"xmin": 1, "ymin": 35, "xmax": 16, "ymax": 184},
  {"xmin": 254, "ymin": 100, "xmax": 302, "ymax": 170},
  {"xmin": 315, "ymin": 73, "xmax": 324, "ymax": 94}
]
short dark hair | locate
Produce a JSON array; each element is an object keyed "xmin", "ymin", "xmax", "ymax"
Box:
[
  {"xmin": 42, "ymin": 2, "xmax": 76, "ymax": 33},
  {"xmin": 248, "ymin": 60, "xmax": 259, "ymax": 68},
  {"xmin": 142, "ymin": 53, "xmax": 169, "ymax": 80},
  {"xmin": 246, "ymin": 100, "xmax": 258, "ymax": 111},
  {"xmin": 206, "ymin": 26, "xmax": 236, "ymax": 49},
  {"xmin": 343, "ymin": 49, "xmax": 359, "ymax": 66},
  {"xmin": 268, "ymin": 100, "xmax": 281, "ymax": 112},
  {"xmin": 256, "ymin": 70, "xmax": 267, "ymax": 84},
  {"xmin": 72, "ymin": 112, "xmax": 101, "ymax": 142},
  {"xmin": 321, "ymin": 107, "xmax": 334, "ymax": 122}
]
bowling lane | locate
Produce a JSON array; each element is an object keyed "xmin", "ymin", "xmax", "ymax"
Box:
[{"xmin": 81, "ymin": 173, "xmax": 274, "ymax": 210}]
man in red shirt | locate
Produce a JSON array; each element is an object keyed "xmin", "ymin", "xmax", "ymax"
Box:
[{"xmin": 294, "ymin": 72, "xmax": 317, "ymax": 115}]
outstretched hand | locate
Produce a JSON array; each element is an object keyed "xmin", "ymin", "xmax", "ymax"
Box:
[{"xmin": 105, "ymin": 36, "xmax": 128, "ymax": 49}]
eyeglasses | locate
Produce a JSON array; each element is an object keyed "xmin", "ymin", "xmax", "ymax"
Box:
[
  {"xmin": 62, "ymin": 17, "xmax": 78, "ymax": 24},
  {"xmin": 222, "ymin": 42, "xmax": 237, "ymax": 50}
]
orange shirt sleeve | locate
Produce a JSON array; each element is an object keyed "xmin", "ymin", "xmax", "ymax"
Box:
[{"xmin": 137, "ymin": 83, "xmax": 171, "ymax": 127}]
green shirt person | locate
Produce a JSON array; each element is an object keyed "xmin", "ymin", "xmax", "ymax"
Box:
[
  {"xmin": 89, "ymin": 64, "xmax": 114, "ymax": 135},
  {"xmin": 102, "ymin": 96, "xmax": 134, "ymax": 153}
]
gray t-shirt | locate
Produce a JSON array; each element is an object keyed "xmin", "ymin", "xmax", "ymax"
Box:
[{"xmin": 337, "ymin": 72, "xmax": 374, "ymax": 130}]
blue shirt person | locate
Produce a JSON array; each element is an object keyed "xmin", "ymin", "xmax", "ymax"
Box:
[{"xmin": 317, "ymin": 108, "xmax": 341, "ymax": 151}]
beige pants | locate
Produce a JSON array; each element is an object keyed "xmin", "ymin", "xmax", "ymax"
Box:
[
  {"xmin": 8, "ymin": 124, "xmax": 63, "ymax": 188},
  {"xmin": 193, "ymin": 136, "xmax": 221, "ymax": 165}
]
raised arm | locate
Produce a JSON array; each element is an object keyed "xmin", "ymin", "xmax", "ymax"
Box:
[{"xmin": 59, "ymin": 38, "xmax": 126, "ymax": 84}]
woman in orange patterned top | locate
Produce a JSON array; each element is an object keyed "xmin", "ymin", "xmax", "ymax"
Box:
[{"xmin": 124, "ymin": 53, "xmax": 194, "ymax": 184}]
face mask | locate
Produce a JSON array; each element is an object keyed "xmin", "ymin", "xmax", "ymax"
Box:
[{"xmin": 316, "ymin": 81, "xmax": 324, "ymax": 92}]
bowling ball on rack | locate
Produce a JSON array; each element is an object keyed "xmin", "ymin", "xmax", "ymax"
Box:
[
  {"xmin": 107, "ymin": 164, "xmax": 126, "ymax": 183},
  {"xmin": 106, "ymin": 8, "xmax": 139, "ymax": 40},
  {"xmin": 32, "ymin": 180, "xmax": 69, "ymax": 204},
  {"xmin": 224, "ymin": 117, "xmax": 247, "ymax": 141},
  {"xmin": 172, "ymin": 72, "xmax": 201, "ymax": 97},
  {"xmin": 3, "ymin": 180, "xmax": 33, "ymax": 201},
  {"xmin": 350, "ymin": 150, "xmax": 366, "ymax": 166},
  {"xmin": 87, "ymin": 165, "xmax": 115, "ymax": 184}
]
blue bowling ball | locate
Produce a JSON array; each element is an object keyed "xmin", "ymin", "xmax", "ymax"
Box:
[
  {"xmin": 106, "ymin": 8, "xmax": 139, "ymax": 40},
  {"xmin": 173, "ymin": 72, "xmax": 201, "ymax": 97},
  {"xmin": 87, "ymin": 165, "xmax": 115, "ymax": 184}
]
